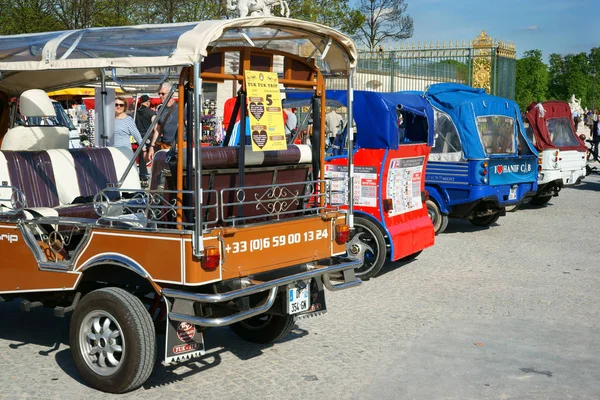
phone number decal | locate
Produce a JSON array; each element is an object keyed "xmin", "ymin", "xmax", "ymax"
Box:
[{"xmin": 225, "ymin": 229, "xmax": 329, "ymax": 254}]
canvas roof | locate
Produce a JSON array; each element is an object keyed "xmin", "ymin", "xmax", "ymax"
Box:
[
  {"xmin": 286, "ymin": 90, "xmax": 434, "ymax": 149},
  {"xmin": 425, "ymin": 83, "xmax": 537, "ymax": 158},
  {"xmin": 0, "ymin": 17, "xmax": 357, "ymax": 95},
  {"xmin": 525, "ymin": 100, "xmax": 586, "ymax": 152}
]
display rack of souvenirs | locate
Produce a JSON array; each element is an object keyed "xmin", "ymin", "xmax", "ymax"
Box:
[{"xmin": 201, "ymin": 99, "xmax": 223, "ymax": 145}]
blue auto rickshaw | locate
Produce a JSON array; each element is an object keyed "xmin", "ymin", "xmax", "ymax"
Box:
[{"xmin": 422, "ymin": 83, "xmax": 538, "ymax": 233}]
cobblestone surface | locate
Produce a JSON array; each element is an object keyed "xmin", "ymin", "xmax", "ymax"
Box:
[{"xmin": 1, "ymin": 173, "xmax": 600, "ymax": 399}]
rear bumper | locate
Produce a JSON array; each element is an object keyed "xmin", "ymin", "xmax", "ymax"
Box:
[
  {"xmin": 162, "ymin": 257, "xmax": 361, "ymax": 327},
  {"xmin": 447, "ymin": 183, "xmax": 537, "ymax": 218}
]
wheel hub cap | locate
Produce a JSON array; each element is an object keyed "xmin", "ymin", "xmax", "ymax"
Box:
[{"xmin": 79, "ymin": 311, "xmax": 125, "ymax": 376}]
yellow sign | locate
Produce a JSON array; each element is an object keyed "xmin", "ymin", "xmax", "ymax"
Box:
[{"xmin": 244, "ymin": 70, "xmax": 287, "ymax": 151}]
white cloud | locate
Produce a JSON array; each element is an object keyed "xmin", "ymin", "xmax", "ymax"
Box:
[{"xmin": 526, "ymin": 25, "xmax": 539, "ymax": 31}]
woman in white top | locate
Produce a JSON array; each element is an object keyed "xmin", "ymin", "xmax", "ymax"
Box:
[{"xmin": 114, "ymin": 97, "xmax": 144, "ymax": 149}]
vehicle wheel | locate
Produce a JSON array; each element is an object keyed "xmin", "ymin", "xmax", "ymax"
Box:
[
  {"xmin": 586, "ymin": 165, "xmax": 593, "ymax": 176},
  {"xmin": 70, "ymin": 287, "xmax": 156, "ymax": 394},
  {"xmin": 470, "ymin": 213, "xmax": 500, "ymax": 227},
  {"xmin": 426, "ymin": 200, "xmax": 449, "ymax": 234},
  {"xmin": 346, "ymin": 217, "xmax": 387, "ymax": 280},
  {"xmin": 530, "ymin": 195, "xmax": 552, "ymax": 206},
  {"xmin": 400, "ymin": 250, "xmax": 423, "ymax": 263},
  {"xmin": 230, "ymin": 314, "xmax": 295, "ymax": 344}
]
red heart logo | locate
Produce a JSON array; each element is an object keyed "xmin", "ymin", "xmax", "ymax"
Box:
[{"xmin": 497, "ymin": 165, "xmax": 503, "ymax": 174}]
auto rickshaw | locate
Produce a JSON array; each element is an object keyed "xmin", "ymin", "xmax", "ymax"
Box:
[
  {"xmin": 422, "ymin": 83, "xmax": 539, "ymax": 233},
  {"xmin": 286, "ymin": 90, "xmax": 435, "ymax": 279},
  {"xmin": 523, "ymin": 101, "xmax": 586, "ymax": 205}
]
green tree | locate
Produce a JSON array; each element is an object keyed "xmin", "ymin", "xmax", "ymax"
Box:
[
  {"xmin": 515, "ymin": 49, "xmax": 548, "ymax": 110},
  {"xmin": 354, "ymin": 0, "xmax": 414, "ymax": 50},
  {"xmin": 547, "ymin": 53, "xmax": 566, "ymax": 101},
  {"xmin": 586, "ymin": 47, "xmax": 600, "ymax": 109},
  {"xmin": 0, "ymin": 0, "xmax": 63, "ymax": 34},
  {"xmin": 288, "ymin": 0, "xmax": 364, "ymax": 35}
]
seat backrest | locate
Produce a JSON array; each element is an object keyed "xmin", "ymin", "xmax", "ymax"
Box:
[
  {"xmin": 0, "ymin": 89, "xmax": 69, "ymax": 151},
  {"xmin": 0, "ymin": 147, "xmax": 141, "ymax": 210}
]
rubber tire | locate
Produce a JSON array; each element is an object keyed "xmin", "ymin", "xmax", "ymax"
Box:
[
  {"xmin": 586, "ymin": 164, "xmax": 593, "ymax": 176},
  {"xmin": 230, "ymin": 314, "xmax": 295, "ymax": 344},
  {"xmin": 426, "ymin": 200, "xmax": 449, "ymax": 234},
  {"xmin": 470, "ymin": 213, "xmax": 500, "ymax": 227},
  {"xmin": 530, "ymin": 195, "xmax": 552, "ymax": 206},
  {"xmin": 70, "ymin": 287, "xmax": 156, "ymax": 394},
  {"xmin": 349, "ymin": 217, "xmax": 388, "ymax": 280}
]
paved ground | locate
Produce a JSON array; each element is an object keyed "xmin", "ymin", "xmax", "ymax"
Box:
[{"xmin": 1, "ymin": 172, "xmax": 600, "ymax": 400}]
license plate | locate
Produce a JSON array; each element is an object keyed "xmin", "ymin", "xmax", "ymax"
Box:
[
  {"xmin": 509, "ymin": 186, "xmax": 517, "ymax": 200},
  {"xmin": 287, "ymin": 284, "xmax": 310, "ymax": 315}
]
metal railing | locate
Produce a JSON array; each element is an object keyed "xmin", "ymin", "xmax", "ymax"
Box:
[
  {"xmin": 325, "ymin": 34, "xmax": 516, "ymax": 98},
  {"xmin": 94, "ymin": 188, "xmax": 218, "ymax": 229},
  {"xmin": 219, "ymin": 179, "xmax": 345, "ymax": 225}
]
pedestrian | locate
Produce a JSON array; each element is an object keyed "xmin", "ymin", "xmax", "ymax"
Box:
[
  {"xmin": 148, "ymin": 82, "xmax": 179, "ymax": 161},
  {"xmin": 114, "ymin": 97, "xmax": 144, "ymax": 153},
  {"xmin": 573, "ymin": 108, "xmax": 581, "ymax": 131},
  {"xmin": 593, "ymin": 108, "xmax": 599, "ymax": 141},
  {"xmin": 284, "ymin": 107, "xmax": 297, "ymax": 143},
  {"xmin": 325, "ymin": 107, "xmax": 343, "ymax": 147},
  {"xmin": 134, "ymin": 94, "xmax": 155, "ymax": 181}
]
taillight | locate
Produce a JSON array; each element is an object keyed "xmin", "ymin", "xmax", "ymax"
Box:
[
  {"xmin": 202, "ymin": 246, "xmax": 220, "ymax": 270},
  {"xmin": 335, "ymin": 225, "xmax": 350, "ymax": 244},
  {"xmin": 479, "ymin": 161, "xmax": 488, "ymax": 184}
]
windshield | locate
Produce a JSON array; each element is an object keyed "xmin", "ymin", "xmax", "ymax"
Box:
[
  {"xmin": 476, "ymin": 115, "xmax": 515, "ymax": 155},
  {"xmin": 546, "ymin": 117, "xmax": 580, "ymax": 147}
]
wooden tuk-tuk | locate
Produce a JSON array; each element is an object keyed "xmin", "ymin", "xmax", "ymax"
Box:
[{"xmin": 0, "ymin": 17, "xmax": 361, "ymax": 393}]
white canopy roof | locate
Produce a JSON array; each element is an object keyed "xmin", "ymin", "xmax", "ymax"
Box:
[{"xmin": 0, "ymin": 17, "xmax": 357, "ymax": 95}]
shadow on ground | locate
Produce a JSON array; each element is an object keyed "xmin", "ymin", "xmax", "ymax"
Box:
[
  {"xmin": 441, "ymin": 218, "xmax": 500, "ymax": 235},
  {"xmin": 0, "ymin": 299, "xmax": 310, "ymax": 391}
]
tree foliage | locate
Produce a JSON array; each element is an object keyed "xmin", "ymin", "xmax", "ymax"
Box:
[
  {"xmin": 515, "ymin": 49, "xmax": 548, "ymax": 110},
  {"xmin": 0, "ymin": 0, "xmax": 363, "ymax": 34},
  {"xmin": 354, "ymin": 0, "xmax": 414, "ymax": 51}
]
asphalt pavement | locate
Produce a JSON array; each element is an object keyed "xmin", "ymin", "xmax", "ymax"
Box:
[{"xmin": 1, "ymin": 171, "xmax": 599, "ymax": 400}]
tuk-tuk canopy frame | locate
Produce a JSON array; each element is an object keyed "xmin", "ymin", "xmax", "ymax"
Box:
[{"xmin": 0, "ymin": 17, "xmax": 357, "ymax": 95}]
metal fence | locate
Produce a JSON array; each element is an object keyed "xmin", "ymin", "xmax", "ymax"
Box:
[{"xmin": 326, "ymin": 31, "xmax": 516, "ymax": 99}]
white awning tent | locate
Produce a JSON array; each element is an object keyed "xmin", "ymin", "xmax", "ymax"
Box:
[{"xmin": 0, "ymin": 17, "xmax": 357, "ymax": 95}]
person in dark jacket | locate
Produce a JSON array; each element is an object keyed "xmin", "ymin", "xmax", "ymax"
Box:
[{"xmin": 134, "ymin": 95, "xmax": 155, "ymax": 180}]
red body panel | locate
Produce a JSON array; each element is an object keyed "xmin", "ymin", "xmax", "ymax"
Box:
[{"xmin": 326, "ymin": 143, "xmax": 434, "ymax": 261}]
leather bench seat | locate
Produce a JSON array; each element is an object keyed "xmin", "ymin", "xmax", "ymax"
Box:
[{"xmin": 0, "ymin": 147, "xmax": 141, "ymax": 220}]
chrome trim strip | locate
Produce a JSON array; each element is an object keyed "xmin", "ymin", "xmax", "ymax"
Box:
[{"xmin": 78, "ymin": 253, "xmax": 150, "ymax": 278}]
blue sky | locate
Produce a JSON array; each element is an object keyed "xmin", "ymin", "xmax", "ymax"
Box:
[{"xmin": 390, "ymin": 0, "xmax": 598, "ymax": 61}]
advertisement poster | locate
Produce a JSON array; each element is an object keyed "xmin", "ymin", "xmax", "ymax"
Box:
[
  {"xmin": 324, "ymin": 164, "xmax": 378, "ymax": 207},
  {"xmin": 244, "ymin": 70, "xmax": 287, "ymax": 151},
  {"xmin": 386, "ymin": 157, "xmax": 424, "ymax": 216}
]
